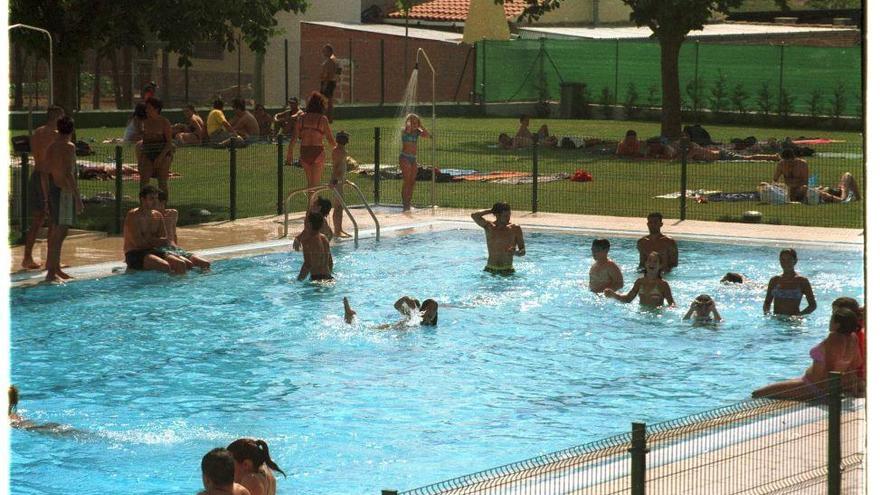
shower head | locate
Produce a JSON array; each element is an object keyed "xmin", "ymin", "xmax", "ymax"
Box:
[{"xmin": 414, "ymin": 61, "xmax": 420, "ymax": 71}]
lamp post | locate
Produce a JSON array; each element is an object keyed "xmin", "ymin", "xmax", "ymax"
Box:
[{"xmin": 8, "ymin": 23, "xmax": 53, "ymax": 106}]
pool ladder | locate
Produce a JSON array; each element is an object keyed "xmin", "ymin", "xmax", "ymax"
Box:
[{"xmin": 280, "ymin": 180, "xmax": 379, "ymax": 248}]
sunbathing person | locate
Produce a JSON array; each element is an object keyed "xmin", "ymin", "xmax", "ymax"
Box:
[
  {"xmin": 471, "ymin": 202, "xmax": 525, "ymax": 274},
  {"xmin": 230, "ymin": 98, "xmax": 260, "ymax": 141},
  {"xmin": 752, "ymin": 308, "xmax": 864, "ymax": 400},
  {"xmin": 155, "ymin": 190, "xmax": 211, "ymax": 271},
  {"xmin": 253, "ymin": 103, "xmax": 274, "ymax": 139},
  {"xmin": 615, "ymin": 130, "xmax": 643, "ymax": 157},
  {"xmin": 123, "ymin": 185, "xmax": 188, "ymax": 275},
  {"xmin": 206, "ymin": 99, "xmax": 242, "ymax": 147},
  {"xmin": 772, "ymin": 148, "xmax": 809, "ymax": 202},
  {"xmin": 637, "ymin": 212, "xmax": 678, "ymax": 274},
  {"xmin": 685, "ymin": 142, "xmax": 780, "ymax": 162},
  {"xmin": 172, "ymin": 104, "xmax": 205, "ymax": 145},
  {"xmin": 604, "ymin": 251, "xmax": 675, "ymax": 307},
  {"xmin": 498, "ymin": 115, "xmax": 533, "ymax": 149},
  {"xmin": 297, "ymin": 211, "xmax": 333, "ymax": 281},
  {"xmin": 536, "ymin": 124, "xmax": 557, "ymax": 147},
  {"xmin": 763, "ymin": 248, "xmax": 816, "ymax": 316},
  {"xmin": 817, "ymin": 172, "xmax": 860, "ymax": 203},
  {"xmin": 683, "ymin": 294, "xmax": 722, "ymax": 323},
  {"xmin": 588, "ymin": 238, "xmax": 624, "ymax": 293}
]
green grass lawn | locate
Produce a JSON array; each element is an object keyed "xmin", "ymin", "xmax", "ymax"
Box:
[{"xmin": 9, "ymin": 117, "xmax": 864, "ymax": 240}]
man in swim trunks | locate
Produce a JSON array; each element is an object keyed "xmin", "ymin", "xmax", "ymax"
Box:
[
  {"xmin": 123, "ymin": 185, "xmax": 187, "ymax": 275},
  {"xmin": 297, "ymin": 211, "xmax": 333, "ymax": 281},
  {"xmin": 44, "ymin": 116, "xmax": 84, "ymax": 283},
  {"xmin": 21, "ymin": 105, "xmax": 65, "ymax": 270},
  {"xmin": 471, "ymin": 202, "xmax": 525, "ymax": 274},
  {"xmin": 320, "ymin": 44, "xmax": 340, "ymax": 123},
  {"xmin": 588, "ymin": 238, "xmax": 624, "ymax": 293},
  {"xmin": 637, "ymin": 212, "xmax": 678, "ymax": 274},
  {"xmin": 230, "ymin": 98, "xmax": 260, "ymax": 141},
  {"xmin": 155, "ymin": 190, "xmax": 211, "ymax": 271}
]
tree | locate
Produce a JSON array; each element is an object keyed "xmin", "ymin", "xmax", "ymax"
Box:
[
  {"xmin": 504, "ymin": 0, "xmax": 744, "ymax": 137},
  {"xmin": 9, "ymin": 0, "xmax": 308, "ymax": 113}
]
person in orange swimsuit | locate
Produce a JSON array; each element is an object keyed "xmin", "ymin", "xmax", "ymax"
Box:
[{"xmin": 286, "ymin": 91, "xmax": 336, "ymax": 189}]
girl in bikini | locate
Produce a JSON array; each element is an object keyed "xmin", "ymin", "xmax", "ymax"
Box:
[
  {"xmin": 226, "ymin": 438, "xmax": 286, "ymax": 495},
  {"xmin": 818, "ymin": 172, "xmax": 861, "ymax": 203},
  {"xmin": 752, "ymin": 308, "xmax": 864, "ymax": 400},
  {"xmin": 287, "ymin": 92, "xmax": 336, "ymax": 189},
  {"xmin": 399, "ymin": 113, "xmax": 431, "ymax": 211},
  {"xmin": 604, "ymin": 251, "xmax": 675, "ymax": 307},
  {"xmin": 763, "ymin": 248, "xmax": 816, "ymax": 316}
]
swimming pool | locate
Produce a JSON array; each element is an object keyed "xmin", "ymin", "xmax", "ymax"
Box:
[{"xmin": 9, "ymin": 225, "xmax": 863, "ymax": 494}]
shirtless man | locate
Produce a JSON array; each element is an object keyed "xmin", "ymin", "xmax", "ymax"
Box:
[
  {"xmin": 471, "ymin": 202, "xmax": 525, "ymax": 275},
  {"xmin": 173, "ymin": 104, "xmax": 205, "ymax": 145},
  {"xmin": 273, "ymin": 97, "xmax": 304, "ymax": 138},
  {"xmin": 293, "ymin": 197, "xmax": 334, "ymax": 251},
  {"xmin": 122, "ymin": 185, "xmax": 187, "ymax": 275},
  {"xmin": 772, "ymin": 148, "xmax": 810, "ymax": 202},
  {"xmin": 320, "ymin": 44, "xmax": 340, "ymax": 123},
  {"xmin": 297, "ymin": 211, "xmax": 333, "ymax": 281},
  {"xmin": 513, "ymin": 115, "xmax": 533, "ymax": 148},
  {"xmin": 230, "ymin": 98, "xmax": 260, "ymax": 141},
  {"xmin": 588, "ymin": 238, "xmax": 624, "ymax": 293},
  {"xmin": 156, "ymin": 190, "xmax": 211, "ymax": 270},
  {"xmin": 21, "ymin": 105, "xmax": 64, "ymax": 270},
  {"xmin": 199, "ymin": 448, "xmax": 252, "ymax": 495},
  {"xmin": 44, "ymin": 116, "xmax": 84, "ymax": 283},
  {"xmin": 637, "ymin": 212, "xmax": 678, "ymax": 274}
]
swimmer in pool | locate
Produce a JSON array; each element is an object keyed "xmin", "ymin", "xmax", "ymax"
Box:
[
  {"xmin": 604, "ymin": 251, "xmax": 675, "ymax": 307},
  {"xmin": 293, "ymin": 197, "xmax": 334, "ymax": 251},
  {"xmin": 721, "ymin": 272, "xmax": 745, "ymax": 284},
  {"xmin": 683, "ymin": 294, "xmax": 722, "ymax": 323},
  {"xmin": 297, "ymin": 211, "xmax": 333, "ymax": 282},
  {"xmin": 763, "ymin": 248, "xmax": 816, "ymax": 316},
  {"xmin": 471, "ymin": 202, "xmax": 525, "ymax": 275},
  {"xmin": 198, "ymin": 448, "xmax": 251, "ymax": 495},
  {"xmin": 8, "ymin": 385, "xmax": 82, "ymax": 436},
  {"xmin": 588, "ymin": 238, "xmax": 624, "ymax": 293},
  {"xmin": 343, "ymin": 297, "xmax": 438, "ymax": 327},
  {"xmin": 637, "ymin": 212, "xmax": 678, "ymax": 274}
]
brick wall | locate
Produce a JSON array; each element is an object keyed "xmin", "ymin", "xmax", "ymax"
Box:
[{"xmin": 300, "ymin": 23, "xmax": 475, "ymax": 104}]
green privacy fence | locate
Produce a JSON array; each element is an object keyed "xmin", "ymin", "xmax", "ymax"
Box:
[{"xmin": 476, "ymin": 38, "xmax": 862, "ymax": 117}]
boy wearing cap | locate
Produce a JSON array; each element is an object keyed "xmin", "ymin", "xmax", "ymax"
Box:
[{"xmin": 330, "ymin": 131, "xmax": 352, "ymax": 238}]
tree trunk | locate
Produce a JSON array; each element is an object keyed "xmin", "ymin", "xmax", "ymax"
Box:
[
  {"xmin": 659, "ymin": 36, "xmax": 684, "ymax": 139},
  {"xmin": 13, "ymin": 44, "xmax": 24, "ymax": 110},
  {"xmin": 92, "ymin": 52, "xmax": 102, "ymax": 109},
  {"xmin": 55, "ymin": 54, "xmax": 81, "ymax": 114},
  {"xmin": 122, "ymin": 46, "xmax": 133, "ymax": 108},
  {"xmin": 109, "ymin": 49, "xmax": 123, "ymax": 108}
]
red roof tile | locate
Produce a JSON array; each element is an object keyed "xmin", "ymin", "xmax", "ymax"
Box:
[{"xmin": 387, "ymin": 0, "xmax": 528, "ymax": 22}]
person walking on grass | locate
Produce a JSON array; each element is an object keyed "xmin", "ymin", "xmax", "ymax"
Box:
[
  {"xmin": 21, "ymin": 105, "xmax": 64, "ymax": 270},
  {"xmin": 44, "ymin": 116, "xmax": 83, "ymax": 283},
  {"xmin": 399, "ymin": 113, "xmax": 431, "ymax": 212}
]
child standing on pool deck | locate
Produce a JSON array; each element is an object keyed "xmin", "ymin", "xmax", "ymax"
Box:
[
  {"xmin": 588, "ymin": 238, "xmax": 624, "ymax": 293},
  {"xmin": 604, "ymin": 251, "xmax": 675, "ymax": 307},
  {"xmin": 330, "ymin": 131, "xmax": 352, "ymax": 238},
  {"xmin": 683, "ymin": 294, "xmax": 722, "ymax": 322}
]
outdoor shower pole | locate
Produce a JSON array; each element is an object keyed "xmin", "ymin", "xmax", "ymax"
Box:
[
  {"xmin": 8, "ymin": 24, "xmax": 53, "ymax": 105},
  {"xmin": 417, "ymin": 48, "xmax": 436, "ymax": 208}
]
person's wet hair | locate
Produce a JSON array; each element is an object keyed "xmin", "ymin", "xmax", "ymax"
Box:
[
  {"xmin": 145, "ymin": 97, "xmax": 163, "ymax": 112},
  {"xmin": 420, "ymin": 299, "xmax": 438, "ymax": 326},
  {"xmin": 46, "ymin": 105, "xmax": 64, "ymax": 121},
  {"xmin": 647, "ymin": 212, "xmax": 663, "ymax": 221},
  {"xmin": 232, "ymin": 98, "xmax": 246, "ymax": 111},
  {"xmin": 56, "ymin": 116, "xmax": 75, "ymax": 135},
  {"xmin": 139, "ymin": 184, "xmax": 160, "ymax": 199},
  {"xmin": 8, "ymin": 385, "xmax": 19, "ymax": 415},
  {"xmin": 832, "ymin": 297, "xmax": 860, "ymax": 314},
  {"xmin": 491, "ymin": 202, "xmax": 511, "ymax": 215},
  {"xmin": 133, "ymin": 102, "xmax": 148, "ymax": 119},
  {"xmin": 721, "ymin": 272, "xmax": 744, "ymax": 284},
  {"xmin": 781, "ymin": 148, "xmax": 795, "ymax": 160},
  {"xmin": 335, "ymin": 131, "xmax": 349, "ymax": 145},
  {"xmin": 213, "ymin": 99, "xmax": 224, "ymax": 110},
  {"xmin": 305, "ymin": 91, "xmax": 327, "ymax": 114},
  {"xmin": 201, "ymin": 448, "xmax": 235, "ymax": 486},
  {"xmin": 625, "ymin": 129, "xmax": 637, "ymax": 137},
  {"xmin": 307, "ymin": 211, "xmax": 324, "ymax": 231},
  {"xmin": 226, "ymin": 438, "xmax": 286, "ymax": 477},
  {"xmin": 592, "ymin": 238, "xmax": 610, "ymax": 251},
  {"xmin": 780, "ymin": 248, "xmax": 798, "ymax": 262},
  {"xmin": 315, "ymin": 197, "xmax": 332, "ymax": 216},
  {"xmin": 157, "ymin": 190, "xmax": 168, "ymax": 203},
  {"xmin": 695, "ymin": 294, "xmax": 713, "ymax": 304},
  {"xmin": 831, "ymin": 308, "xmax": 859, "ymax": 334}
]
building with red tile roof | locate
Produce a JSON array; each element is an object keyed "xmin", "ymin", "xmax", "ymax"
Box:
[{"xmin": 386, "ymin": 0, "xmax": 529, "ymax": 23}]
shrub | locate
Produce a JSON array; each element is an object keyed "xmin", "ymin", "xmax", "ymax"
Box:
[
  {"xmin": 709, "ymin": 70, "xmax": 728, "ymax": 113},
  {"xmin": 730, "ymin": 83, "xmax": 749, "ymax": 115},
  {"xmin": 646, "ymin": 84, "xmax": 660, "ymax": 108},
  {"xmin": 830, "ymin": 82, "xmax": 847, "ymax": 120},
  {"xmin": 808, "ymin": 88, "xmax": 825, "ymax": 119},
  {"xmin": 685, "ymin": 76, "xmax": 704, "ymax": 112},
  {"xmin": 756, "ymin": 81, "xmax": 774, "ymax": 120},
  {"xmin": 778, "ymin": 88, "xmax": 796, "ymax": 118},
  {"xmin": 623, "ymin": 82, "xmax": 640, "ymax": 118},
  {"xmin": 600, "ymin": 86, "xmax": 614, "ymax": 119}
]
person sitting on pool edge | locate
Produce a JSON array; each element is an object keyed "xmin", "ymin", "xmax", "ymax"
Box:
[
  {"xmin": 637, "ymin": 212, "xmax": 678, "ymax": 274},
  {"xmin": 763, "ymin": 248, "xmax": 816, "ymax": 317},
  {"xmin": 123, "ymin": 185, "xmax": 188, "ymax": 275},
  {"xmin": 683, "ymin": 294, "xmax": 722, "ymax": 323},
  {"xmin": 588, "ymin": 238, "xmax": 623, "ymax": 293},
  {"xmin": 604, "ymin": 251, "xmax": 675, "ymax": 307},
  {"xmin": 752, "ymin": 308, "xmax": 864, "ymax": 400},
  {"xmin": 471, "ymin": 202, "xmax": 525, "ymax": 275},
  {"xmin": 199, "ymin": 448, "xmax": 251, "ymax": 495},
  {"xmin": 297, "ymin": 211, "xmax": 333, "ymax": 282},
  {"xmin": 155, "ymin": 190, "xmax": 211, "ymax": 271}
]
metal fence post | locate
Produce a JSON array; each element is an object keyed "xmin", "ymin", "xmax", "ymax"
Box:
[
  {"xmin": 481, "ymin": 38, "xmax": 487, "ymax": 105},
  {"xmin": 229, "ymin": 143, "xmax": 237, "ymax": 221},
  {"xmin": 115, "ymin": 145, "xmax": 123, "ymax": 234},
  {"xmin": 630, "ymin": 422, "xmax": 647, "ymax": 495},
  {"xmin": 532, "ymin": 136, "xmax": 539, "ymax": 213},
  {"xmin": 277, "ymin": 141, "xmax": 284, "ymax": 215},
  {"xmin": 284, "ymin": 39, "xmax": 289, "ymax": 103},
  {"xmin": 379, "ymin": 39, "xmax": 385, "ymax": 106},
  {"xmin": 19, "ymin": 153, "xmax": 29, "ymax": 236},
  {"xmin": 374, "ymin": 127, "xmax": 381, "ymax": 205},
  {"xmin": 614, "ymin": 39, "xmax": 620, "ymax": 104},
  {"xmin": 778, "ymin": 42, "xmax": 785, "ymax": 113},
  {"xmin": 828, "ymin": 371, "xmax": 842, "ymax": 495},
  {"xmin": 680, "ymin": 138, "xmax": 689, "ymax": 221},
  {"xmin": 693, "ymin": 41, "xmax": 700, "ymax": 112}
]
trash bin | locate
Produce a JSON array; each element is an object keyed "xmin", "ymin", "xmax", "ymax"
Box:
[{"xmin": 559, "ymin": 82, "xmax": 586, "ymax": 118}]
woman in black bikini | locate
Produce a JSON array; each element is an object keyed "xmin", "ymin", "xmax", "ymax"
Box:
[
  {"xmin": 286, "ymin": 92, "xmax": 336, "ymax": 189},
  {"xmin": 139, "ymin": 97, "xmax": 174, "ymax": 197}
]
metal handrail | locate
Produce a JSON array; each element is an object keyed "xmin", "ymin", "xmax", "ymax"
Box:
[{"xmin": 281, "ymin": 181, "xmax": 380, "ymax": 248}]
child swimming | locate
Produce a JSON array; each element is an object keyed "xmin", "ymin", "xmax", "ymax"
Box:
[{"xmin": 683, "ymin": 294, "xmax": 722, "ymax": 323}]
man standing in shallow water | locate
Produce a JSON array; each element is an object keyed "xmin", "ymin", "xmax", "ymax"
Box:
[
  {"xmin": 471, "ymin": 202, "xmax": 525, "ymax": 274},
  {"xmin": 637, "ymin": 212, "xmax": 678, "ymax": 274}
]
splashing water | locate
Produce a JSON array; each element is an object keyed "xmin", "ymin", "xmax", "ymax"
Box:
[{"xmin": 394, "ymin": 68, "xmax": 419, "ymax": 145}]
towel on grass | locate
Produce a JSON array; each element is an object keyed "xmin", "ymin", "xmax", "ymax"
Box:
[
  {"xmin": 455, "ymin": 171, "xmax": 530, "ymax": 182},
  {"xmin": 77, "ymin": 162, "xmax": 183, "ymax": 181},
  {"xmin": 491, "ymin": 173, "xmax": 570, "ymax": 185},
  {"xmin": 654, "ymin": 189, "xmax": 721, "ymax": 199},
  {"xmin": 705, "ymin": 191, "xmax": 761, "ymax": 202}
]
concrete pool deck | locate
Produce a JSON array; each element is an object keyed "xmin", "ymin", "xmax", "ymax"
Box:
[{"xmin": 9, "ymin": 207, "xmax": 863, "ymax": 283}]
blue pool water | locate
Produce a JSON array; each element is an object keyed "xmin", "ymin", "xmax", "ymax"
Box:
[{"xmin": 10, "ymin": 227, "xmax": 863, "ymax": 494}]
